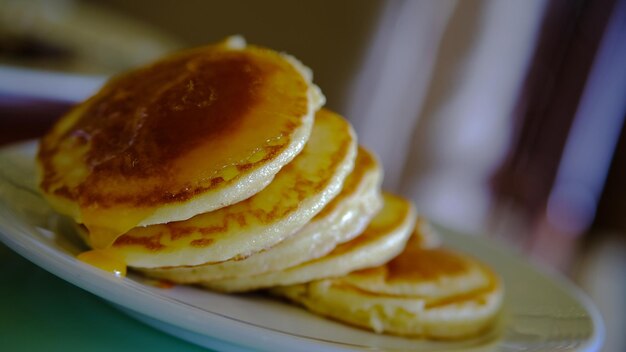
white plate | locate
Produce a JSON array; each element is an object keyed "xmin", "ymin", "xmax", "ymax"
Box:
[{"xmin": 0, "ymin": 141, "xmax": 604, "ymax": 352}]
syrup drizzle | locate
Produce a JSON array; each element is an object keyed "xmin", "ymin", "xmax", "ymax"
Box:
[{"xmin": 77, "ymin": 249, "xmax": 127, "ymax": 277}]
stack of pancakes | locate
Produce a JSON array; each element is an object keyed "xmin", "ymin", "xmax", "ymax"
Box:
[{"xmin": 37, "ymin": 36, "xmax": 502, "ymax": 339}]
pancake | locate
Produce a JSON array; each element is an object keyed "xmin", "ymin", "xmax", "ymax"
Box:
[
  {"xmin": 202, "ymin": 192, "xmax": 416, "ymax": 292},
  {"xmin": 272, "ymin": 233, "xmax": 503, "ymax": 339},
  {"xmin": 406, "ymin": 217, "xmax": 442, "ymax": 251},
  {"xmin": 37, "ymin": 36, "xmax": 324, "ymax": 248},
  {"xmin": 139, "ymin": 146, "xmax": 383, "ymax": 282},
  {"xmin": 95, "ymin": 108, "xmax": 356, "ymax": 268}
]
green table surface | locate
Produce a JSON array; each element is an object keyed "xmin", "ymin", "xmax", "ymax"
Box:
[{"xmin": 0, "ymin": 244, "xmax": 212, "ymax": 352}]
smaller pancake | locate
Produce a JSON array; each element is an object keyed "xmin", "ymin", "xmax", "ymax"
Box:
[
  {"xmin": 272, "ymin": 231, "xmax": 503, "ymax": 339},
  {"xmin": 202, "ymin": 192, "xmax": 416, "ymax": 292},
  {"xmin": 140, "ymin": 146, "xmax": 383, "ymax": 282},
  {"xmin": 407, "ymin": 217, "xmax": 442, "ymax": 250},
  {"xmin": 37, "ymin": 36, "xmax": 324, "ymax": 248},
  {"xmin": 101, "ymin": 108, "xmax": 356, "ymax": 268}
]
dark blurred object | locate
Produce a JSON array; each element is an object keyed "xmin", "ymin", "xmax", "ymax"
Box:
[
  {"xmin": 0, "ymin": 64, "xmax": 105, "ymax": 146},
  {"xmin": 0, "ymin": 33, "xmax": 73, "ymax": 62},
  {"xmin": 593, "ymin": 124, "xmax": 626, "ymax": 232},
  {"xmin": 0, "ymin": 95, "xmax": 73, "ymax": 146},
  {"xmin": 490, "ymin": 0, "xmax": 626, "ymax": 271}
]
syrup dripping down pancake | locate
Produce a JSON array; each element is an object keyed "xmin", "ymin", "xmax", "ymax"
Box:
[
  {"xmin": 37, "ymin": 36, "xmax": 323, "ymax": 248},
  {"xmin": 140, "ymin": 146, "xmax": 383, "ymax": 282}
]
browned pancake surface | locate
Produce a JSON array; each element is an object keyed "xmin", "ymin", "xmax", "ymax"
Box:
[
  {"xmin": 38, "ymin": 41, "xmax": 315, "ymax": 244},
  {"xmin": 40, "ymin": 46, "xmax": 308, "ymax": 206}
]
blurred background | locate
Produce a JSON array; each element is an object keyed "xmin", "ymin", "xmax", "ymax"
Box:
[{"xmin": 1, "ymin": 0, "xmax": 624, "ymax": 350}]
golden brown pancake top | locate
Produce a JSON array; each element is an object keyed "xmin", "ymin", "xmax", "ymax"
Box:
[
  {"xmin": 39, "ymin": 44, "xmax": 309, "ymax": 207},
  {"xmin": 350, "ymin": 247, "xmax": 472, "ymax": 284},
  {"xmin": 386, "ymin": 247, "xmax": 469, "ymax": 281},
  {"xmin": 342, "ymin": 244, "xmax": 499, "ymax": 306}
]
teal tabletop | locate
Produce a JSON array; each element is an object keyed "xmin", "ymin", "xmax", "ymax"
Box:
[{"xmin": 0, "ymin": 244, "xmax": 211, "ymax": 352}]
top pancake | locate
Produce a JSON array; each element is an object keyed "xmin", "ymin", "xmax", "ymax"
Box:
[{"xmin": 37, "ymin": 36, "xmax": 323, "ymax": 248}]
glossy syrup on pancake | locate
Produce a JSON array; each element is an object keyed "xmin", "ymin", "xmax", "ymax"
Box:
[
  {"xmin": 77, "ymin": 249, "xmax": 127, "ymax": 277},
  {"xmin": 138, "ymin": 146, "xmax": 383, "ymax": 282},
  {"xmin": 38, "ymin": 37, "xmax": 321, "ymax": 248}
]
